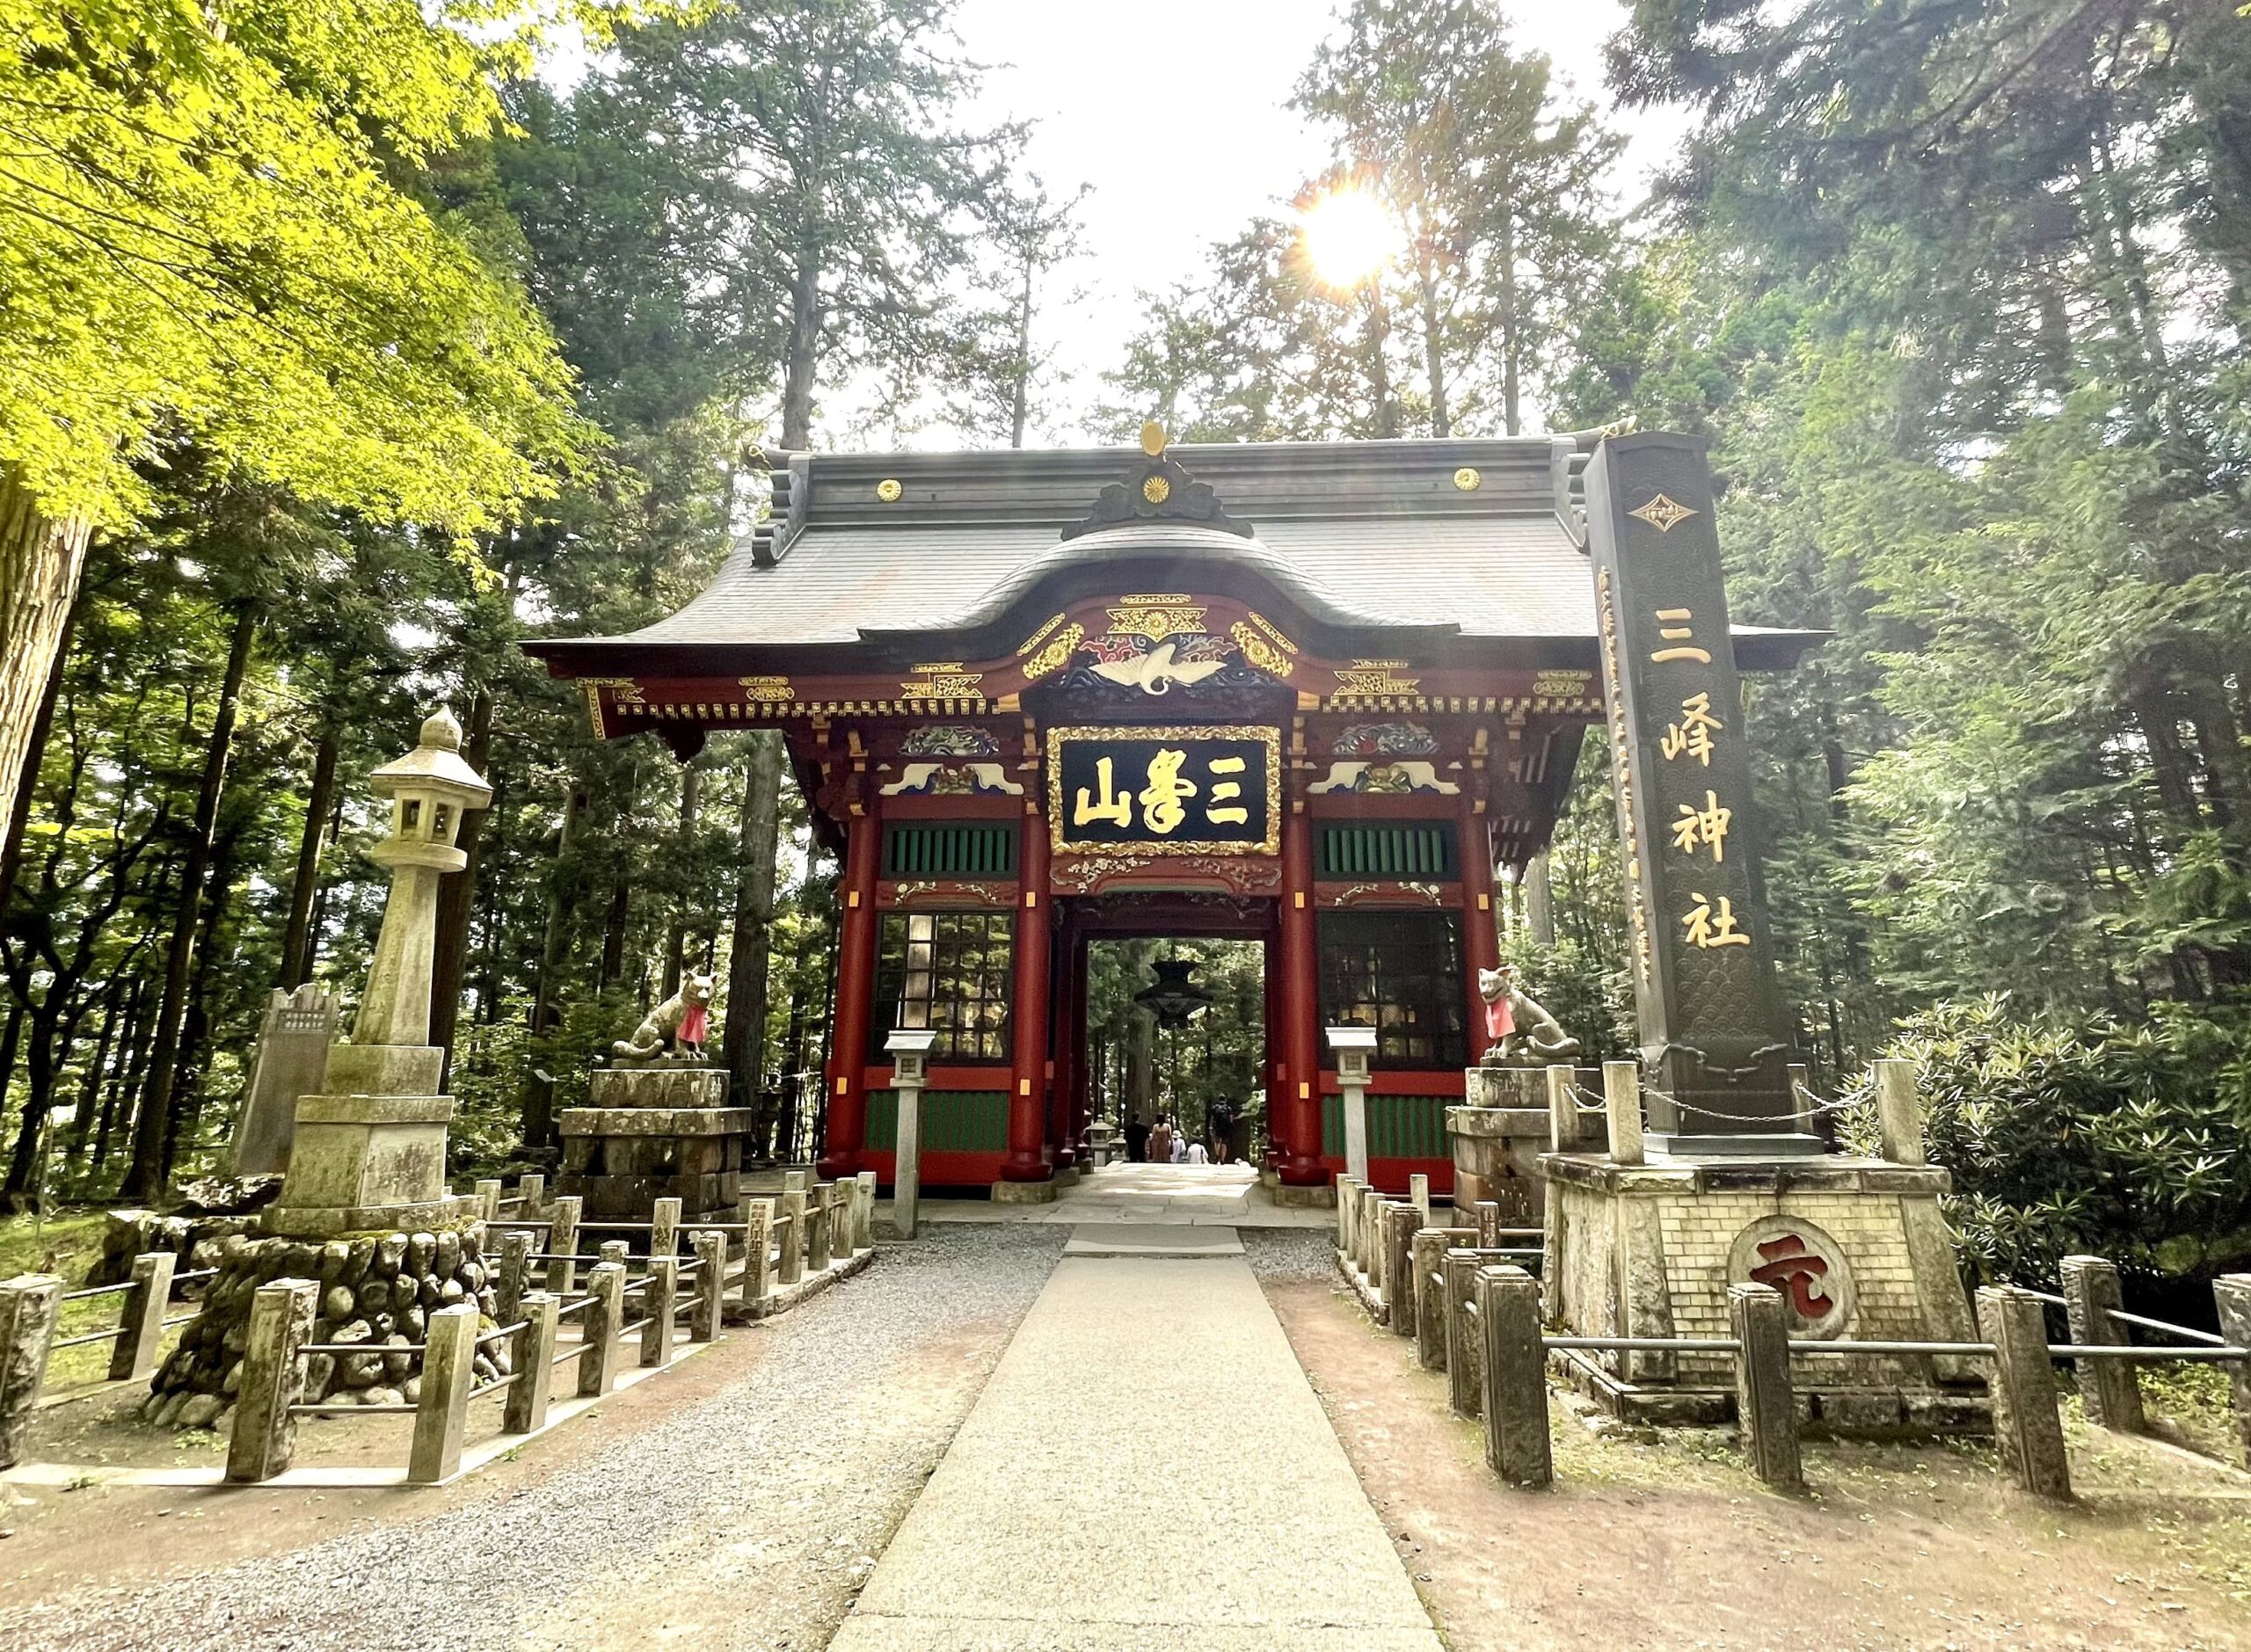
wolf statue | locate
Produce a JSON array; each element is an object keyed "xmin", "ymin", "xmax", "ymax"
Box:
[
  {"xmin": 613, "ymin": 972, "xmax": 718, "ymax": 1062},
  {"xmin": 1476, "ymin": 964, "xmax": 1582, "ymax": 1068}
]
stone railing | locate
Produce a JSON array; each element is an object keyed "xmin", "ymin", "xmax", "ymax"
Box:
[{"xmin": 0, "ymin": 1255, "xmax": 217, "ymax": 1467}]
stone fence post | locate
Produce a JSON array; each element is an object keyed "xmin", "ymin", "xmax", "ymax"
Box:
[
  {"xmin": 1477, "ymin": 1263, "xmax": 1551, "ymax": 1488},
  {"xmin": 1544, "ymin": 1064, "xmax": 1584, "ymax": 1152},
  {"xmin": 1336, "ymin": 1175, "xmax": 1360, "ymax": 1256},
  {"xmin": 475, "ymin": 1178, "xmax": 504, "ymax": 1221},
  {"xmin": 1412, "ymin": 1229, "xmax": 1463, "ymax": 1372},
  {"xmin": 0, "ymin": 1273, "xmax": 62, "ymax": 1470},
  {"xmin": 1976, "ymin": 1284, "xmax": 2072, "ymax": 1499},
  {"xmin": 640, "ymin": 1256, "xmax": 678, "ymax": 1367},
  {"xmin": 579, "ymin": 1263, "xmax": 626, "ymax": 1399},
  {"xmin": 740, "ymin": 1198, "xmax": 775, "ymax": 1314},
  {"xmin": 2212, "ymin": 1274, "xmax": 2251, "ymax": 1468},
  {"xmin": 1729, "ymin": 1282, "xmax": 1803, "ymax": 1493},
  {"xmin": 516, "ymin": 1172, "xmax": 546, "ymax": 1219},
  {"xmin": 1384, "ymin": 1203, "xmax": 1419, "ymax": 1335},
  {"xmin": 1602, "ymin": 1059, "xmax": 1643, "ymax": 1167},
  {"xmin": 855, "ymin": 1172, "xmax": 878, "ymax": 1251},
  {"xmin": 226, "ymin": 1277, "xmax": 316, "ymax": 1484},
  {"xmin": 2061, "ymin": 1255, "xmax": 2143, "ymax": 1434},
  {"xmin": 777, "ymin": 1188, "xmax": 807, "ymax": 1286},
  {"xmin": 1872, "ymin": 1058, "xmax": 1925, "ymax": 1165},
  {"xmin": 1445, "ymin": 1248, "xmax": 1484, "ymax": 1419},
  {"xmin": 688, "ymin": 1231, "xmax": 726, "ymax": 1342},
  {"xmin": 506, "ymin": 1292, "xmax": 559, "ymax": 1436},
  {"xmin": 651, "ymin": 1197, "xmax": 682, "ymax": 1263},
  {"xmin": 544, "ymin": 1195, "xmax": 583, "ymax": 1296},
  {"xmin": 409, "ymin": 1302, "xmax": 478, "ymax": 1485},
  {"xmin": 109, "ymin": 1251, "xmax": 176, "ymax": 1383}
]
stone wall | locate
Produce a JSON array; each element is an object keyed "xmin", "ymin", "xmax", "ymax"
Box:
[{"xmin": 142, "ymin": 1222, "xmax": 505, "ymax": 1430}]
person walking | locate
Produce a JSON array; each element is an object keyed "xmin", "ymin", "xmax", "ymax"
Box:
[
  {"xmin": 1185, "ymin": 1139, "xmax": 1209, "ymax": 1165},
  {"xmin": 1147, "ymin": 1117, "xmax": 1174, "ymax": 1166},
  {"xmin": 1169, "ymin": 1123, "xmax": 1188, "ymax": 1164}
]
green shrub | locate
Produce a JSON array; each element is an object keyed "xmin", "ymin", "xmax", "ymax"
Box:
[
  {"xmin": 1836, "ymin": 995, "xmax": 2251, "ymax": 1288},
  {"xmin": 1497, "ymin": 932, "xmax": 1636, "ymax": 1063}
]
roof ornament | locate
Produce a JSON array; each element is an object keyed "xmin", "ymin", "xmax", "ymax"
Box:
[{"xmin": 1062, "ymin": 417, "xmax": 1253, "ymax": 542}]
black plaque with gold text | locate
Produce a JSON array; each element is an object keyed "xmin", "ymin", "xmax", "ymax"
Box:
[{"xmin": 1046, "ymin": 725, "xmax": 1280, "ymax": 855}]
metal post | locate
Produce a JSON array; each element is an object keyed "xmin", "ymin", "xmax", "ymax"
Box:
[
  {"xmin": 741, "ymin": 1198, "xmax": 775, "ymax": 1314},
  {"xmin": 1729, "ymin": 1282, "xmax": 1803, "ymax": 1492},
  {"xmin": 109, "ymin": 1251, "xmax": 177, "ymax": 1382},
  {"xmin": 1976, "ymin": 1284, "xmax": 2072, "ymax": 1499},
  {"xmin": 0, "ymin": 1273, "xmax": 63, "ymax": 1469},
  {"xmin": 505, "ymin": 1292, "xmax": 558, "ymax": 1435},
  {"xmin": 543, "ymin": 1195, "xmax": 583, "ymax": 1296},
  {"xmin": 1477, "ymin": 1263, "xmax": 1551, "ymax": 1488},
  {"xmin": 1602, "ymin": 1059, "xmax": 1643, "ymax": 1166},
  {"xmin": 1385, "ymin": 1202, "xmax": 1419, "ymax": 1335},
  {"xmin": 640, "ymin": 1256, "xmax": 677, "ymax": 1367},
  {"xmin": 579, "ymin": 1263, "xmax": 626, "ymax": 1398},
  {"xmin": 409, "ymin": 1302, "xmax": 478, "ymax": 1484},
  {"xmin": 688, "ymin": 1231, "xmax": 725, "ymax": 1342},
  {"xmin": 225, "ymin": 1277, "xmax": 316, "ymax": 1484},
  {"xmin": 1445, "ymin": 1248, "xmax": 1484, "ymax": 1418},
  {"xmin": 2061, "ymin": 1255, "xmax": 2144, "ymax": 1433}
]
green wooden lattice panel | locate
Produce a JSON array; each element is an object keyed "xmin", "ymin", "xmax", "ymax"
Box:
[
  {"xmin": 1320, "ymin": 1093, "xmax": 1450, "ymax": 1160},
  {"xmin": 1316, "ymin": 822, "xmax": 1458, "ymax": 879},
  {"xmin": 883, "ymin": 823, "xmax": 1017, "ymax": 877},
  {"xmin": 863, "ymin": 1089, "xmax": 1009, "ymax": 1153}
]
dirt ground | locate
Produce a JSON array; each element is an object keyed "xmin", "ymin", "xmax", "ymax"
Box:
[{"xmin": 1265, "ymin": 1275, "xmax": 2251, "ymax": 1652}]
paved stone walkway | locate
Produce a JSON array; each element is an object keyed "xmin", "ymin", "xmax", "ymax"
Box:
[
  {"xmin": 922, "ymin": 1161, "xmax": 1336, "ymax": 1227},
  {"xmin": 827, "ymin": 1239, "xmax": 1444, "ymax": 1651}
]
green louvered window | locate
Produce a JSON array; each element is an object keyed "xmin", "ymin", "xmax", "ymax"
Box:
[
  {"xmin": 1320, "ymin": 1093, "xmax": 1451, "ymax": 1160},
  {"xmin": 883, "ymin": 821, "xmax": 1017, "ymax": 877},
  {"xmin": 865, "ymin": 1090, "xmax": 1010, "ymax": 1153},
  {"xmin": 1316, "ymin": 821, "xmax": 1458, "ymax": 879}
]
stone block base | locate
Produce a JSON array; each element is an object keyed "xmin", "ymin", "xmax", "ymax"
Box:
[
  {"xmin": 1269, "ymin": 1183, "xmax": 1338, "ymax": 1209},
  {"xmin": 263, "ymin": 1192, "xmax": 482, "ymax": 1238},
  {"xmin": 588, "ymin": 1065, "xmax": 730, "ymax": 1110},
  {"xmin": 1541, "ymin": 1149, "xmax": 1990, "ymax": 1437},
  {"xmin": 557, "ymin": 1106, "xmax": 754, "ymax": 1223},
  {"xmin": 989, "ymin": 1177, "xmax": 1058, "ymax": 1204}
]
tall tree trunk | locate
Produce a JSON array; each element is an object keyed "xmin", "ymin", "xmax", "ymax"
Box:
[
  {"xmin": 279, "ymin": 721, "xmax": 340, "ymax": 989},
  {"xmin": 781, "ymin": 235, "xmax": 823, "ymax": 450},
  {"xmin": 520, "ymin": 784, "xmax": 586, "ymax": 1154},
  {"xmin": 94, "ymin": 976, "xmax": 147, "ymax": 1170},
  {"xmin": 662, "ymin": 759, "xmax": 702, "ymax": 999},
  {"xmin": 66, "ymin": 978, "xmax": 123, "ymax": 1159},
  {"xmin": 0, "ymin": 1000, "xmax": 22, "ymax": 1129},
  {"xmin": 1366, "ymin": 285, "xmax": 1397, "ymax": 439},
  {"xmin": 0, "ymin": 467, "xmax": 94, "ymax": 856},
  {"xmin": 431, "ymin": 688, "xmax": 496, "ymax": 1081},
  {"xmin": 0, "ymin": 568, "xmax": 80, "ymax": 913},
  {"xmin": 1009, "ymin": 257, "xmax": 1034, "ymax": 448},
  {"xmin": 726, "ymin": 733, "xmax": 784, "ymax": 1138},
  {"xmin": 165, "ymin": 823, "xmax": 245, "ymax": 1180},
  {"xmin": 1417, "ymin": 251, "xmax": 1451, "ymax": 438},
  {"xmin": 116, "ymin": 599, "xmax": 256, "ymax": 1203},
  {"xmin": 475, "ymin": 771, "xmax": 511, "ymax": 1026},
  {"xmin": 1497, "ymin": 181, "xmax": 1521, "ymax": 436},
  {"xmin": 1, "ymin": 998, "xmax": 65, "ymax": 1207}
]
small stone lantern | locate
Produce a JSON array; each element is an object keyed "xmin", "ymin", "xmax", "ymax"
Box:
[
  {"xmin": 1326, "ymin": 1024, "xmax": 1378, "ymax": 1185},
  {"xmin": 885, "ymin": 1028, "xmax": 937, "ymax": 1240}
]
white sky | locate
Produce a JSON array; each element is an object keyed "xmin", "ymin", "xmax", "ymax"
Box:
[{"xmin": 948, "ymin": 0, "xmax": 1687, "ymax": 443}]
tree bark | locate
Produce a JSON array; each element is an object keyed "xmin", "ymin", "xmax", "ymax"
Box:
[
  {"xmin": 164, "ymin": 820, "xmax": 246, "ymax": 1181},
  {"xmin": 520, "ymin": 784, "xmax": 586, "ymax": 1154},
  {"xmin": 662, "ymin": 759, "xmax": 702, "ymax": 999},
  {"xmin": 431, "ymin": 688, "xmax": 495, "ymax": 1080},
  {"xmin": 782, "ymin": 235, "xmax": 823, "ymax": 450},
  {"xmin": 1417, "ymin": 251, "xmax": 1451, "ymax": 438},
  {"xmin": 279, "ymin": 720, "xmax": 340, "ymax": 990},
  {"xmin": 1009, "ymin": 256, "xmax": 1034, "ymax": 448},
  {"xmin": 0, "ymin": 568, "xmax": 79, "ymax": 915},
  {"xmin": 94, "ymin": 974, "xmax": 147, "ymax": 1170},
  {"xmin": 66, "ymin": 977, "xmax": 123, "ymax": 1159},
  {"xmin": 116, "ymin": 598, "xmax": 257, "ymax": 1203},
  {"xmin": 0, "ymin": 466, "xmax": 95, "ymax": 862},
  {"xmin": 725, "ymin": 732, "xmax": 784, "ymax": 1139}
]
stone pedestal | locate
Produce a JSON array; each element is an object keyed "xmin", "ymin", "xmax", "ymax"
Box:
[
  {"xmin": 557, "ymin": 1063, "xmax": 749, "ymax": 1223},
  {"xmin": 1446, "ymin": 1066, "xmax": 1553, "ymax": 1226},
  {"xmin": 1541, "ymin": 1150, "xmax": 1987, "ymax": 1432},
  {"xmin": 265, "ymin": 1094, "xmax": 477, "ymax": 1236}
]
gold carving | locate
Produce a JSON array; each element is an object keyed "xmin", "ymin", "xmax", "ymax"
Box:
[
  {"xmin": 580, "ymin": 677, "xmax": 645, "ymax": 740},
  {"xmin": 1141, "ymin": 474, "xmax": 1171, "ymax": 505},
  {"xmin": 739, "ymin": 675, "xmax": 794, "ymax": 703},
  {"xmin": 1628, "ymin": 492, "xmax": 1697, "ymax": 533},
  {"xmin": 899, "ymin": 665, "xmax": 986, "ymax": 699},
  {"xmin": 1453, "ymin": 467, "xmax": 1481, "ymax": 491},
  {"xmin": 1019, "ymin": 622, "xmax": 1085, "ymax": 682},
  {"xmin": 1045, "ymin": 724, "xmax": 1283, "ymax": 857},
  {"xmin": 1140, "ymin": 419, "xmax": 1167, "ymax": 458},
  {"xmin": 1105, "ymin": 598, "xmax": 1206, "ymax": 641},
  {"xmin": 1533, "ymin": 669, "xmax": 1594, "ymax": 700},
  {"xmin": 1247, "ymin": 611, "xmax": 1299, "ymax": 653},
  {"xmin": 1332, "ymin": 659, "xmax": 1421, "ymax": 696},
  {"xmin": 1016, "ymin": 613, "xmax": 1067, "ymax": 655},
  {"xmin": 876, "ymin": 477, "xmax": 903, "ymax": 503},
  {"xmin": 1229, "ymin": 622, "xmax": 1294, "ymax": 681}
]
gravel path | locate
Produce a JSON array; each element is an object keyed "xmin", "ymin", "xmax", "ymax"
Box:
[
  {"xmin": 1242, "ymin": 1224, "xmax": 1337, "ymax": 1282},
  {"xmin": 1, "ymin": 1225, "xmax": 1065, "ymax": 1652}
]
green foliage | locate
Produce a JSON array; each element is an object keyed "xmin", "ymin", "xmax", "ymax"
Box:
[
  {"xmin": 1837, "ymin": 998, "xmax": 2251, "ymax": 1287},
  {"xmin": 1497, "ymin": 931, "xmax": 1635, "ymax": 1064}
]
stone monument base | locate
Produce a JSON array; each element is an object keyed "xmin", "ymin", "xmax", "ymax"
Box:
[
  {"xmin": 1541, "ymin": 1150, "xmax": 1989, "ymax": 1432},
  {"xmin": 989, "ymin": 1176, "xmax": 1058, "ymax": 1204},
  {"xmin": 1447, "ymin": 1066, "xmax": 1567, "ymax": 1225},
  {"xmin": 558, "ymin": 1107, "xmax": 755, "ymax": 1222},
  {"xmin": 262, "ymin": 1089, "xmax": 473, "ymax": 1238}
]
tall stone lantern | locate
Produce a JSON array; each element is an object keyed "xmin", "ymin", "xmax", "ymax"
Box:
[{"xmin": 266, "ymin": 710, "xmax": 492, "ymax": 1237}]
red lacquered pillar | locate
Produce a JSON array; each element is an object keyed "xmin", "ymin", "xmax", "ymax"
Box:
[
  {"xmin": 819, "ymin": 802, "xmax": 883, "ymax": 1179},
  {"xmin": 1460, "ymin": 798, "xmax": 1501, "ymax": 1051},
  {"xmin": 1276, "ymin": 794, "xmax": 1327, "ymax": 1185},
  {"xmin": 1052, "ymin": 929, "xmax": 1085, "ymax": 1169},
  {"xmin": 1002, "ymin": 802, "xmax": 1053, "ymax": 1183}
]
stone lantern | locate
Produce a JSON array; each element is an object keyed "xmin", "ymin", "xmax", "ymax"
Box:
[
  {"xmin": 266, "ymin": 710, "xmax": 491, "ymax": 1237},
  {"xmin": 1326, "ymin": 1024, "xmax": 1377, "ymax": 1186}
]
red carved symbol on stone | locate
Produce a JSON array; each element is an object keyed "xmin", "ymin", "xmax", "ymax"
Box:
[{"xmin": 1749, "ymin": 1234, "xmax": 1833, "ymax": 1321}]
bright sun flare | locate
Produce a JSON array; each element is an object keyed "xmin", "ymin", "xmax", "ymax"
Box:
[{"xmin": 1299, "ymin": 186, "xmax": 1402, "ymax": 289}]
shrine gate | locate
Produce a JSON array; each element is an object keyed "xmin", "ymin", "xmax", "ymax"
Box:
[{"xmin": 528, "ymin": 427, "xmax": 1815, "ymax": 1197}]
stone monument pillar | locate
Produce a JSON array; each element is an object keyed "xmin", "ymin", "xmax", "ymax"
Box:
[
  {"xmin": 265, "ymin": 710, "xmax": 491, "ymax": 1236},
  {"xmin": 230, "ymin": 984, "xmax": 337, "ymax": 1175}
]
